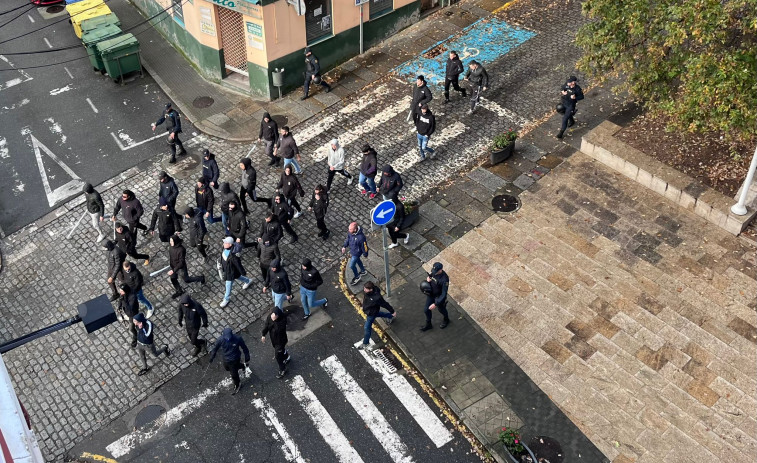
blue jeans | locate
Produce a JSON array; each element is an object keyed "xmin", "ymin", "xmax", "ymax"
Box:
[
  {"xmin": 136, "ymin": 289, "xmax": 153, "ymax": 312},
  {"xmin": 417, "ymin": 133, "xmax": 434, "ymax": 159},
  {"xmin": 272, "ymin": 291, "xmax": 288, "ymax": 309},
  {"xmin": 198, "ymin": 207, "xmax": 220, "ymax": 224},
  {"xmin": 358, "ymin": 173, "xmax": 376, "ymax": 193},
  {"xmin": 223, "ymin": 276, "xmax": 252, "ymax": 302},
  {"xmin": 283, "ymin": 157, "xmax": 302, "ymax": 174},
  {"xmin": 348, "ymin": 255, "xmax": 365, "ymax": 279},
  {"xmin": 221, "ymin": 212, "xmax": 230, "ymax": 235},
  {"xmin": 300, "ymin": 287, "xmax": 326, "ymax": 315},
  {"xmin": 363, "ymin": 312, "xmax": 393, "ymax": 345}
]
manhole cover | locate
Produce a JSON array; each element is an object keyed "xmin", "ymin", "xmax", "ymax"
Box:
[
  {"xmin": 135, "ymin": 404, "xmax": 166, "ymax": 431},
  {"xmin": 527, "ymin": 436, "xmax": 563, "ymax": 463},
  {"xmin": 192, "ymin": 96, "xmax": 214, "ymax": 108},
  {"xmin": 46, "ymin": 5, "xmax": 65, "ymax": 13},
  {"xmin": 491, "ymin": 194, "xmax": 521, "ymax": 213}
]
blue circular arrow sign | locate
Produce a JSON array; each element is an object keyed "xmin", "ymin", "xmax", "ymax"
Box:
[{"xmin": 371, "ymin": 200, "xmax": 396, "ymax": 226}]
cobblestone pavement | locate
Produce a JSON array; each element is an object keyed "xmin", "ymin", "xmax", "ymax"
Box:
[{"xmin": 429, "ymin": 153, "xmax": 757, "ymax": 463}]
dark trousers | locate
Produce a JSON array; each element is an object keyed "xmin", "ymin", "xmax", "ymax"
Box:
[
  {"xmin": 274, "ymin": 345, "xmax": 289, "ymax": 371},
  {"xmin": 223, "ymin": 358, "xmax": 243, "ymax": 387},
  {"xmin": 127, "ymin": 221, "xmax": 147, "ymax": 239},
  {"xmin": 127, "ymin": 314, "xmax": 137, "ymax": 344},
  {"xmin": 316, "ymin": 216, "xmax": 328, "ymax": 236},
  {"xmin": 282, "ymin": 221, "xmax": 298, "ymax": 240},
  {"xmin": 326, "ymin": 168, "xmax": 352, "ymax": 190},
  {"xmin": 444, "ymin": 77, "xmax": 463, "ymax": 100},
  {"xmin": 108, "ymin": 278, "xmax": 118, "ymax": 296},
  {"xmin": 287, "ymin": 197, "xmax": 301, "ymax": 212},
  {"xmin": 304, "ymin": 73, "xmax": 330, "ymax": 96},
  {"xmin": 424, "ymin": 296, "xmax": 449, "ymax": 323},
  {"xmin": 259, "ymin": 263, "xmax": 269, "ymax": 280},
  {"xmin": 167, "ymin": 133, "xmax": 185, "ymax": 159},
  {"xmin": 470, "ymin": 84, "xmax": 483, "ymax": 111},
  {"xmin": 137, "ymin": 342, "xmax": 167, "ymax": 369},
  {"xmin": 170, "ymin": 267, "xmax": 203, "ymax": 291},
  {"xmin": 560, "ymin": 105, "xmax": 576, "ymax": 133},
  {"xmin": 127, "ymin": 247, "xmax": 150, "ymax": 262},
  {"xmin": 388, "ymin": 227, "xmax": 407, "ymax": 244},
  {"xmin": 240, "ymin": 186, "xmax": 267, "ymax": 214},
  {"xmin": 186, "ymin": 326, "xmax": 206, "ymax": 353}
]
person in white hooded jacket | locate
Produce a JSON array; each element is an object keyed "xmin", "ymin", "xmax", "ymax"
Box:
[{"xmin": 325, "ymin": 138, "xmax": 353, "ymax": 191}]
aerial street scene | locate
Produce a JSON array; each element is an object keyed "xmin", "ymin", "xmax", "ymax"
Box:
[{"xmin": 0, "ymin": 0, "xmax": 754, "ymax": 462}]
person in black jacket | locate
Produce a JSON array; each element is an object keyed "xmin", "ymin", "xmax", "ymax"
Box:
[
  {"xmin": 413, "ymin": 104, "xmax": 436, "ymax": 161},
  {"xmin": 257, "ymin": 239, "xmax": 281, "ymax": 280},
  {"xmin": 114, "ymin": 222, "xmax": 150, "ymax": 265},
  {"xmin": 358, "ymin": 144, "xmax": 378, "ymax": 198},
  {"xmin": 410, "ymin": 75, "xmax": 433, "ymax": 120},
  {"xmin": 112, "ymin": 189, "xmax": 147, "ymax": 238},
  {"xmin": 463, "ymin": 60, "xmax": 489, "ymax": 113},
  {"xmin": 195, "ymin": 177, "xmax": 220, "ymax": 224},
  {"xmin": 263, "ymin": 258, "xmax": 292, "ymax": 310},
  {"xmin": 218, "ymin": 182, "xmax": 240, "ymax": 237},
  {"xmin": 218, "ymin": 237, "xmax": 253, "ymax": 308},
  {"xmin": 302, "ymin": 47, "xmax": 331, "ymax": 100},
  {"xmin": 210, "ymin": 327, "xmax": 250, "ymax": 394},
  {"xmin": 308, "ymin": 185, "xmax": 329, "ymax": 239},
  {"xmin": 556, "ymin": 76, "xmax": 584, "ymax": 139},
  {"xmin": 227, "ymin": 200, "xmax": 254, "ymax": 249},
  {"xmin": 258, "ymin": 212, "xmax": 283, "ymax": 246},
  {"xmin": 168, "ymin": 235, "xmax": 205, "ymax": 299},
  {"xmin": 149, "ymin": 197, "xmax": 182, "ymax": 243},
  {"xmin": 133, "ymin": 312, "xmax": 170, "ymax": 376},
  {"xmin": 239, "ymin": 158, "xmax": 265, "ymax": 214},
  {"xmin": 202, "ymin": 149, "xmax": 220, "ymax": 189},
  {"xmin": 378, "ymin": 165, "xmax": 403, "ymax": 201},
  {"xmin": 386, "ymin": 198, "xmax": 410, "ymax": 249},
  {"xmin": 118, "ymin": 261, "xmax": 155, "ymax": 318},
  {"xmin": 183, "ymin": 206, "xmax": 208, "ymax": 259},
  {"xmin": 271, "ymin": 194, "xmax": 298, "ymax": 243},
  {"xmin": 277, "ymin": 165, "xmax": 305, "ymax": 217},
  {"xmin": 177, "ymin": 294, "xmax": 208, "ymax": 357},
  {"xmin": 261, "ymin": 307, "xmax": 291, "ymax": 378},
  {"xmin": 358, "ymin": 281, "xmax": 396, "ymax": 350},
  {"xmin": 420, "ymin": 262, "xmax": 450, "ymax": 331},
  {"xmin": 443, "ymin": 51, "xmax": 466, "ymax": 104},
  {"xmin": 158, "ymin": 171, "xmax": 179, "ymax": 212},
  {"xmin": 104, "ymin": 240, "xmax": 126, "ymax": 301},
  {"xmin": 258, "ymin": 112, "xmax": 280, "ymax": 166},
  {"xmin": 151, "ymin": 102, "xmax": 185, "ymax": 163},
  {"xmin": 299, "ymin": 258, "xmax": 326, "ymax": 320},
  {"xmin": 82, "ymin": 182, "xmax": 106, "ymax": 242},
  {"xmin": 117, "ymin": 284, "xmax": 140, "ymax": 347}
]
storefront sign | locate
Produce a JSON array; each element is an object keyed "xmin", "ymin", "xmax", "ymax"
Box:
[
  {"xmin": 209, "ymin": 0, "xmax": 262, "ymax": 19},
  {"xmin": 199, "ymin": 6, "xmax": 216, "ymax": 36},
  {"xmin": 245, "ymin": 22, "xmax": 264, "ymax": 50}
]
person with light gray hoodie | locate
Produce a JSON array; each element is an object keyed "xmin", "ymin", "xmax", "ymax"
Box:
[{"xmin": 325, "ymin": 138, "xmax": 353, "ymax": 191}]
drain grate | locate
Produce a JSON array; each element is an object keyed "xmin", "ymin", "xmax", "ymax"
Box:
[
  {"xmin": 374, "ymin": 348, "xmax": 400, "ymax": 374},
  {"xmin": 492, "ymin": 194, "xmax": 521, "ymax": 213},
  {"xmin": 46, "ymin": 5, "xmax": 65, "ymax": 13},
  {"xmin": 192, "ymin": 96, "xmax": 214, "ymax": 108}
]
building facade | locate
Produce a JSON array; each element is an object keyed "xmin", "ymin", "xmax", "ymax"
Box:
[{"xmin": 132, "ymin": 0, "xmax": 423, "ymax": 99}]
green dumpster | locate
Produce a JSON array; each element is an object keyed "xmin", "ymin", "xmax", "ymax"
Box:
[
  {"xmin": 97, "ymin": 33, "xmax": 143, "ymax": 84},
  {"xmin": 80, "ymin": 13, "xmax": 121, "ymax": 35},
  {"xmin": 81, "ymin": 24, "xmax": 122, "ymax": 72}
]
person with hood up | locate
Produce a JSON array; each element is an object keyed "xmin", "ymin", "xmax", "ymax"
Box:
[
  {"xmin": 82, "ymin": 182, "xmax": 106, "ymax": 242},
  {"xmin": 217, "ymin": 236, "xmax": 253, "ymax": 308},
  {"xmin": 377, "ymin": 164, "xmax": 403, "ymax": 201},
  {"xmin": 228, "ymin": 200, "xmax": 252, "ymax": 249},
  {"xmin": 210, "ymin": 327, "xmax": 250, "ymax": 394},
  {"xmin": 183, "ymin": 206, "xmax": 208, "ymax": 259},
  {"xmin": 263, "ymin": 258, "xmax": 292, "ymax": 310},
  {"xmin": 168, "ymin": 234, "xmax": 205, "ymax": 299},
  {"xmin": 325, "ymin": 139, "xmax": 353, "ymax": 190},
  {"xmin": 117, "ymin": 284, "xmax": 139, "ymax": 346},
  {"xmin": 258, "ymin": 211, "xmax": 283, "ymax": 246},
  {"xmin": 149, "ymin": 197, "xmax": 182, "ymax": 243},
  {"xmin": 257, "ymin": 238, "xmax": 281, "ymax": 280},
  {"xmin": 413, "ymin": 104, "xmax": 436, "ymax": 161},
  {"xmin": 112, "ymin": 189, "xmax": 147, "ymax": 238},
  {"xmin": 119, "ymin": 260, "xmax": 155, "ymax": 318},
  {"xmin": 271, "ymin": 194, "xmax": 298, "ymax": 243},
  {"xmin": 308, "ymin": 184, "xmax": 329, "ymax": 240},
  {"xmin": 201, "ymin": 149, "xmax": 220, "ymax": 189},
  {"xmin": 387, "ymin": 198, "xmax": 410, "ymax": 249},
  {"xmin": 341, "ymin": 222, "xmax": 369, "ymax": 286},
  {"xmin": 409, "ymin": 75, "xmax": 433, "ymax": 120},
  {"xmin": 258, "ymin": 112, "xmax": 280, "ymax": 166},
  {"xmin": 158, "ymin": 171, "xmax": 179, "ymax": 211},
  {"xmin": 300, "ymin": 258, "xmax": 326, "ymax": 320},
  {"xmin": 114, "ymin": 221, "xmax": 150, "ymax": 265},
  {"xmin": 273, "ymin": 126, "xmax": 302, "ymax": 175},
  {"xmin": 556, "ymin": 76, "xmax": 584, "ymax": 139},
  {"xmin": 151, "ymin": 102, "xmax": 185, "ymax": 163},
  {"xmin": 177, "ymin": 294, "xmax": 208, "ymax": 357},
  {"xmin": 276, "ymin": 165, "xmax": 305, "ymax": 218},
  {"xmin": 443, "ymin": 51, "xmax": 466, "ymax": 104},
  {"xmin": 261, "ymin": 307, "xmax": 291, "ymax": 379},
  {"xmin": 463, "ymin": 60, "xmax": 489, "ymax": 113},
  {"xmin": 133, "ymin": 312, "xmax": 170, "ymax": 376},
  {"xmin": 104, "ymin": 240, "xmax": 126, "ymax": 301},
  {"xmin": 239, "ymin": 158, "xmax": 265, "ymax": 214},
  {"xmin": 195, "ymin": 177, "xmax": 220, "ymax": 224},
  {"xmin": 358, "ymin": 144, "xmax": 378, "ymax": 199},
  {"xmin": 357, "ymin": 281, "xmax": 396, "ymax": 350},
  {"xmin": 218, "ymin": 182, "xmax": 240, "ymax": 237},
  {"xmin": 420, "ymin": 262, "xmax": 451, "ymax": 331}
]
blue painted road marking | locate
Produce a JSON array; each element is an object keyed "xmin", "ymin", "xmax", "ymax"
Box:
[
  {"xmin": 371, "ymin": 200, "xmax": 396, "ymax": 226},
  {"xmin": 393, "ymin": 18, "xmax": 536, "ymax": 86}
]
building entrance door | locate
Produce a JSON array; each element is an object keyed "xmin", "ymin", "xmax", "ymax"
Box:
[{"xmin": 218, "ymin": 8, "xmax": 248, "ymax": 80}]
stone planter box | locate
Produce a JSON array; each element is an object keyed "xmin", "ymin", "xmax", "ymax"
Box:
[{"xmin": 490, "ymin": 141, "xmax": 515, "ymax": 165}]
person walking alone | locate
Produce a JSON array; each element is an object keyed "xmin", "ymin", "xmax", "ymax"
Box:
[
  {"xmin": 443, "ymin": 51, "xmax": 466, "ymax": 104},
  {"xmin": 133, "ymin": 312, "xmax": 170, "ymax": 376},
  {"xmin": 300, "ymin": 258, "xmax": 327, "ymax": 320},
  {"xmin": 463, "ymin": 60, "xmax": 489, "ymax": 114},
  {"xmin": 151, "ymin": 102, "xmax": 185, "ymax": 164},
  {"xmin": 413, "ymin": 104, "xmax": 436, "ymax": 161},
  {"xmin": 556, "ymin": 76, "xmax": 584, "ymax": 139},
  {"xmin": 168, "ymin": 235, "xmax": 205, "ymax": 299},
  {"xmin": 357, "ymin": 281, "xmax": 396, "ymax": 350},
  {"xmin": 386, "ymin": 198, "xmax": 410, "ymax": 249},
  {"xmin": 358, "ymin": 144, "xmax": 378, "ymax": 199},
  {"xmin": 258, "ymin": 112, "xmax": 280, "ymax": 166},
  {"xmin": 263, "ymin": 258, "xmax": 293, "ymax": 310},
  {"xmin": 274, "ymin": 126, "xmax": 302, "ymax": 174},
  {"xmin": 325, "ymin": 139, "xmax": 352, "ymax": 190},
  {"xmin": 341, "ymin": 222, "xmax": 369, "ymax": 286},
  {"xmin": 177, "ymin": 294, "xmax": 208, "ymax": 357},
  {"xmin": 308, "ymin": 184, "xmax": 329, "ymax": 240},
  {"xmin": 217, "ymin": 237, "xmax": 253, "ymax": 308},
  {"xmin": 261, "ymin": 307, "xmax": 291, "ymax": 379},
  {"xmin": 277, "ymin": 165, "xmax": 305, "ymax": 218},
  {"xmin": 209, "ymin": 327, "xmax": 251, "ymax": 395},
  {"xmin": 302, "ymin": 47, "xmax": 331, "ymax": 100},
  {"xmin": 82, "ymin": 182, "xmax": 106, "ymax": 243},
  {"xmin": 420, "ymin": 262, "xmax": 450, "ymax": 331}
]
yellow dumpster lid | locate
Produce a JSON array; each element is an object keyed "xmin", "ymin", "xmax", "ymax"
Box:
[
  {"xmin": 66, "ymin": 0, "xmax": 105, "ymax": 17},
  {"xmin": 71, "ymin": 4, "xmax": 112, "ymax": 27}
]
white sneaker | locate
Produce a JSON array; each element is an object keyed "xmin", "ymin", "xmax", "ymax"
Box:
[
  {"xmin": 293, "ymin": 211, "xmax": 302, "ymax": 219},
  {"xmin": 145, "ymin": 308, "xmax": 154, "ymax": 319},
  {"xmin": 242, "ymin": 281, "xmax": 252, "ymax": 290},
  {"xmin": 220, "ymin": 299, "xmax": 229, "ymax": 308},
  {"xmin": 97, "ymin": 234, "xmax": 106, "ymax": 243},
  {"xmin": 347, "ymin": 177, "xmax": 353, "ymax": 185},
  {"xmin": 388, "ymin": 243, "xmax": 399, "ymax": 249},
  {"xmin": 404, "ymin": 233, "xmax": 410, "ymax": 244}
]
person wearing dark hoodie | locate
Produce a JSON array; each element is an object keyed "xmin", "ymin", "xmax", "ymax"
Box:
[
  {"xmin": 420, "ymin": 262, "xmax": 451, "ymax": 331},
  {"xmin": 386, "ymin": 198, "xmax": 410, "ymax": 249},
  {"xmin": 341, "ymin": 222, "xmax": 369, "ymax": 286},
  {"xmin": 82, "ymin": 182, "xmax": 106, "ymax": 242},
  {"xmin": 117, "ymin": 284, "xmax": 139, "ymax": 347},
  {"xmin": 168, "ymin": 234, "xmax": 205, "ymax": 299},
  {"xmin": 258, "ymin": 211, "xmax": 283, "ymax": 246},
  {"xmin": 239, "ymin": 158, "xmax": 267, "ymax": 215},
  {"xmin": 308, "ymin": 184, "xmax": 329, "ymax": 239},
  {"xmin": 443, "ymin": 50, "xmax": 466, "ymax": 104},
  {"xmin": 201, "ymin": 149, "xmax": 220, "ymax": 189},
  {"xmin": 151, "ymin": 102, "xmax": 185, "ymax": 164},
  {"xmin": 183, "ymin": 206, "xmax": 208, "ymax": 259},
  {"xmin": 177, "ymin": 293, "xmax": 208, "ymax": 357},
  {"xmin": 413, "ymin": 104, "xmax": 436, "ymax": 161},
  {"xmin": 257, "ymin": 238, "xmax": 281, "ymax": 280},
  {"xmin": 119, "ymin": 260, "xmax": 155, "ymax": 318},
  {"xmin": 276, "ymin": 165, "xmax": 305, "ymax": 217},
  {"xmin": 218, "ymin": 182, "xmax": 240, "ymax": 237},
  {"xmin": 228, "ymin": 200, "xmax": 252, "ymax": 248},
  {"xmin": 300, "ymin": 258, "xmax": 326, "ymax": 320},
  {"xmin": 263, "ymin": 258, "xmax": 292, "ymax": 310},
  {"xmin": 271, "ymin": 194, "xmax": 298, "ymax": 243},
  {"xmin": 158, "ymin": 171, "xmax": 179, "ymax": 212},
  {"xmin": 463, "ymin": 60, "xmax": 489, "ymax": 113},
  {"xmin": 357, "ymin": 281, "xmax": 396, "ymax": 350},
  {"xmin": 104, "ymin": 240, "xmax": 126, "ymax": 301},
  {"xmin": 149, "ymin": 197, "xmax": 182, "ymax": 243},
  {"xmin": 409, "ymin": 75, "xmax": 433, "ymax": 120},
  {"xmin": 133, "ymin": 312, "xmax": 170, "ymax": 376},
  {"xmin": 260, "ymin": 307, "xmax": 291, "ymax": 379},
  {"xmin": 377, "ymin": 164, "xmax": 403, "ymax": 202},
  {"xmin": 258, "ymin": 112, "xmax": 280, "ymax": 166},
  {"xmin": 210, "ymin": 327, "xmax": 251, "ymax": 394},
  {"xmin": 217, "ymin": 236, "xmax": 253, "ymax": 308},
  {"xmin": 114, "ymin": 221, "xmax": 150, "ymax": 265},
  {"xmin": 112, "ymin": 189, "xmax": 147, "ymax": 238},
  {"xmin": 195, "ymin": 177, "xmax": 220, "ymax": 224},
  {"xmin": 358, "ymin": 144, "xmax": 378, "ymax": 198},
  {"xmin": 274, "ymin": 126, "xmax": 302, "ymax": 174}
]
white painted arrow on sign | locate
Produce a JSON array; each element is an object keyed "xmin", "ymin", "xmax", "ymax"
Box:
[
  {"xmin": 376, "ymin": 207, "xmax": 393, "ymax": 219},
  {"xmin": 22, "ymin": 127, "xmax": 84, "ymax": 207}
]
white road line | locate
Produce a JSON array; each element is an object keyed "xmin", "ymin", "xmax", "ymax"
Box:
[
  {"xmin": 290, "ymin": 376, "xmax": 364, "ymax": 463},
  {"xmin": 0, "ymin": 55, "xmax": 33, "ymax": 92},
  {"xmin": 354, "ymin": 341, "xmax": 453, "ymax": 448},
  {"xmin": 22, "ymin": 127, "xmax": 82, "ymax": 207},
  {"xmin": 63, "ymin": 67, "xmax": 74, "ymax": 79},
  {"xmin": 110, "ymin": 132, "xmax": 205, "ymax": 151},
  {"xmin": 393, "ymin": 121, "xmax": 467, "ymax": 174},
  {"xmin": 85, "ymin": 98, "xmax": 98, "ymax": 113},
  {"xmin": 43, "ymin": 38, "xmax": 52, "ymax": 49},
  {"xmin": 106, "ymin": 378, "xmax": 232, "ymax": 458},
  {"xmin": 478, "ymin": 97, "xmax": 527, "ymax": 125},
  {"xmin": 252, "ymin": 398, "xmax": 307, "ymax": 463},
  {"xmin": 321, "ymin": 355, "xmax": 414, "ymax": 463},
  {"xmin": 28, "ymin": 14, "xmax": 35, "ymax": 23}
]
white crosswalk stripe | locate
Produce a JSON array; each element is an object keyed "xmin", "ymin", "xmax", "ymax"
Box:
[
  {"xmin": 321, "ymin": 355, "xmax": 415, "ymax": 463},
  {"xmin": 478, "ymin": 97, "xmax": 527, "ymax": 125},
  {"xmin": 393, "ymin": 121, "xmax": 468, "ymax": 174},
  {"xmin": 252, "ymin": 397, "xmax": 307, "ymax": 463}
]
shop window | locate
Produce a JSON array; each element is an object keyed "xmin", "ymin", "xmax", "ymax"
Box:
[
  {"xmin": 172, "ymin": 0, "xmax": 185, "ymax": 27},
  {"xmin": 305, "ymin": 0, "xmax": 332, "ymax": 43},
  {"xmin": 369, "ymin": 0, "xmax": 393, "ymax": 19}
]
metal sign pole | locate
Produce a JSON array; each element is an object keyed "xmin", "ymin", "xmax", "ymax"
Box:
[
  {"xmin": 381, "ymin": 225, "xmax": 391, "ymax": 297},
  {"xmin": 359, "ymin": 4, "xmax": 364, "ymax": 55}
]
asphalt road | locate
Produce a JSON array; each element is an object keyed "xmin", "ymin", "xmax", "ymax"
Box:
[
  {"xmin": 70, "ymin": 276, "xmax": 481, "ymax": 463},
  {"xmin": 0, "ymin": 0, "xmax": 195, "ymax": 235}
]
